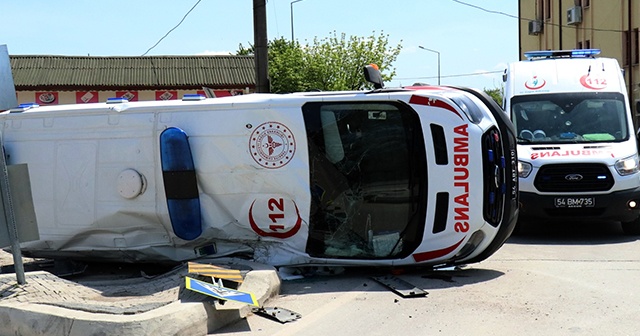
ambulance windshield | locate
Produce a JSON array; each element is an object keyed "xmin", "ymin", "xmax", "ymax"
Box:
[
  {"xmin": 302, "ymin": 101, "xmax": 427, "ymax": 260},
  {"xmin": 511, "ymin": 92, "xmax": 628, "ymax": 144}
]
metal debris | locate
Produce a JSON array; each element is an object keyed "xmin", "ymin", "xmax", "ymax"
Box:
[
  {"xmin": 371, "ymin": 275, "xmax": 428, "ymax": 298},
  {"xmin": 252, "ymin": 306, "xmax": 302, "ymax": 323}
]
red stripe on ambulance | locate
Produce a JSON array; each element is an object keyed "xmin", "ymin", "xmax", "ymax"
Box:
[
  {"xmin": 412, "ymin": 237, "xmax": 466, "ymax": 262},
  {"xmin": 409, "ymin": 95, "xmax": 463, "ymax": 119}
]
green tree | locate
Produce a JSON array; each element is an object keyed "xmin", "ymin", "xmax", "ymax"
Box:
[
  {"xmin": 238, "ymin": 31, "xmax": 402, "ymax": 93},
  {"xmin": 484, "ymin": 87, "xmax": 504, "ymax": 107},
  {"xmin": 238, "ymin": 38, "xmax": 310, "ymax": 93}
]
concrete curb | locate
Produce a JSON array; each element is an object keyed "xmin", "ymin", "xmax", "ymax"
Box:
[{"xmin": 0, "ymin": 259, "xmax": 281, "ymax": 336}]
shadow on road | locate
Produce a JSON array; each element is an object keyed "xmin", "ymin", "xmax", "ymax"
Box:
[
  {"xmin": 277, "ymin": 265, "xmax": 504, "ymax": 296},
  {"xmin": 507, "ymin": 219, "xmax": 639, "ymax": 245}
]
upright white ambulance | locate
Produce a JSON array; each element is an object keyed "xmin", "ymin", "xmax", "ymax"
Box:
[
  {"xmin": 0, "ymin": 67, "xmax": 518, "ymax": 267},
  {"xmin": 503, "ymin": 49, "xmax": 640, "ymax": 234}
]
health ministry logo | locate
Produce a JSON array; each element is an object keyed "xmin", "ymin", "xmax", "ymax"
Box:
[{"xmin": 524, "ymin": 76, "xmax": 546, "ymax": 90}]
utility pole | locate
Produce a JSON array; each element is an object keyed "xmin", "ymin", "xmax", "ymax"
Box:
[
  {"xmin": 253, "ymin": 0, "xmax": 270, "ymax": 93},
  {"xmin": 0, "ymin": 135, "xmax": 25, "ymax": 285},
  {"xmin": 418, "ymin": 46, "xmax": 441, "ymax": 85},
  {"xmin": 0, "ymin": 45, "xmax": 17, "ymax": 111},
  {"xmin": 290, "ymin": 0, "xmax": 303, "ymax": 41}
]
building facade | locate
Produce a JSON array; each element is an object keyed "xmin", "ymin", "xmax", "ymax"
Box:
[
  {"xmin": 518, "ymin": 0, "xmax": 640, "ymax": 122},
  {"xmin": 9, "ymin": 55, "xmax": 256, "ymax": 106}
]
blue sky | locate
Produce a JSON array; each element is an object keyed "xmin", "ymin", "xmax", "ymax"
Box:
[{"xmin": 1, "ymin": 0, "xmax": 519, "ymax": 90}]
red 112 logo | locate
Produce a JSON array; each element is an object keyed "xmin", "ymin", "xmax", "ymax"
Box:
[
  {"xmin": 248, "ymin": 197, "xmax": 302, "ymax": 238},
  {"xmin": 580, "ymin": 74, "xmax": 607, "ymax": 90}
]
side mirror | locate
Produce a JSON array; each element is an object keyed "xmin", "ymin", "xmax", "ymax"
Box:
[{"xmin": 363, "ymin": 64, "xmax": 384, "ymax": 89}]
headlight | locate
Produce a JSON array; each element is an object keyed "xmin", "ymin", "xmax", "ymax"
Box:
[
  {"xmin": 615, "ymin": 154, "xmax": 640, "ymax": 176},
  {"xmin": 453, "ymin": 230, "xmax": 485, "ymax": 260},
  {"xmin": 518, "ymin": 160, "xmax": 533, "ymax": 178},
  {"xmin": 445, "ymin": 94, "xmax": 484, "ymax": 124}
]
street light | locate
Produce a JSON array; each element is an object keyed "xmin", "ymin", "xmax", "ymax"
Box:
[
  {"xmin": 290, "ymin": 0, "xmax": 304, "ymax": 41},
  {"xmin": 418, "ymin": 46, "xmax": 441, "ymax": 85}
]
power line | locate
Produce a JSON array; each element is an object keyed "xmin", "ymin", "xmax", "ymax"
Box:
[
  {"xmin": 451, "ymin": 0, "xmax": 518, "ymax": 20},
  {"xmin": 141, "ymin": 0, "xmax": 203, "ymax": 56},
  {"xmin": 396, "ymin": 70, "xmax": 503, "ymax": 81},
  {"xmin": 451, "ymin": 0, "xmax": 627, "ymax": 33}
]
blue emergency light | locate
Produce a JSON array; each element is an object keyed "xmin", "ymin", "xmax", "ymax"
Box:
[
  {"xmin": 106, "ymin": 97, "xmax": 129, "ymax": 104},
  {"xmin": 18, "ymin": 102, "xmax": 39, "ymax": 109},
  {"xmin": 524, "ymin": 49, "xmax": 601, "ymax": 60},
  {"xmin": 9, "ymin": 102, "xmax": 39, "ymax": 113},
  {"xmin": 182, "ymin": 94, "xmax": 205, "ymax": 101}
]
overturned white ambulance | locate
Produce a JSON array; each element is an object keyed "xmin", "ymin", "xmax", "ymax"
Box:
[{"xmin": 1, "ymin": 69, "xmax": 518, "ymax": 267}]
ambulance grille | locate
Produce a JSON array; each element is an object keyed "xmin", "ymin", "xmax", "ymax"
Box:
[
  {"xmin": 482, "ymin": 127, "xmax": 505, "ymax": 226},
  {"xmin": 534, "ymin": 163, "xmax": 614, "ymax": 192},
  {"xmin": 430, "ymin": 124, "xmax": 448, "ymax": 165}
]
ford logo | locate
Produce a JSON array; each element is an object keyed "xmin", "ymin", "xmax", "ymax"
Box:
[{"xmin": 565, "ymin": 174, "xmax": 583, "ymax": 181}]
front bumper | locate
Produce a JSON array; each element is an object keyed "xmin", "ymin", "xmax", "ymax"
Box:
[
  {"xmin": 519, "ymin": 187, "xmax": 640, "ymax": 222},
  {"xmin": 447, "ymin": 87, "xmax": 519, "ymax": 265}
]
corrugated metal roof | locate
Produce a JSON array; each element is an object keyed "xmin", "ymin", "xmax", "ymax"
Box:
[{"xmin": 10, "ymin": 55, "xmax": 256, "ymax": 90}]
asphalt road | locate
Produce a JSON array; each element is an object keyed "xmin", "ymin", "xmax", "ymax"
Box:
[
  {"xmin": 217, "ymin": 220, "xmax": 640, "ymax": 336},
  {"xmin": 2, "ymin": 220, "xmax": 639, "ymax": 335}
]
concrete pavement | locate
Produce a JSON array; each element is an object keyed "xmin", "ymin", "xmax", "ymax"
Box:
[{"xmin": 0, "ymin": 257, "xmax": 281, "ymax": 336}]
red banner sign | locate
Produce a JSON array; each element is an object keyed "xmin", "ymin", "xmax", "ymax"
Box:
[
  {"xmin": 76, "ymin": 91, "xmax": 99, "ymax": 104},
  {"xmin": 116, "ymin": 91, "xmax": 138, "ymax": 102}
]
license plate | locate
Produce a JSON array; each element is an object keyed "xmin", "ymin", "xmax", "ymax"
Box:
[{"xmin": 554, "ymin": 197, "xmax": 595, "ymax": 208}]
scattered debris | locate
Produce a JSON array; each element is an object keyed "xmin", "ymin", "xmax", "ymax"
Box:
[
  {"xmin": 184, "ymin": 276, "xmax": 258, "ymax": 306},
  {"xmin": 277, "ymin": 266, "xmax": 346, "ymax": 280},
  {"xmin": 252, "ymin": 306, "xmax": 302, "ymax": 323},
  {"xmin": 187, "ymin": 261, "xmax": 245, "ymax": 283},
  {"xmin": 371, "ymin": 275, "xmax": 428, "ymax": 298},
  {"xmin": 422, "ymin": 265, "xmax": 467, "ymax": 282},
  {"xmin": 277, "ymin": 267, "xmax": 305, "ymax": 281}
]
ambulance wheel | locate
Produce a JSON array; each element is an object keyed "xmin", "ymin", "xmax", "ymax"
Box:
[{"xmin": 621, "ymin": 218, "xmax": 640, "ymax": 235}]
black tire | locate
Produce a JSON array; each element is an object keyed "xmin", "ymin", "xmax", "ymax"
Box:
[
  {"xmin": 621, "ymin": 218, "xmax": 640, "ymax": 235},
  {"xmin": 510, "ymin": 220, "xmax": 527, "ymax": 236}
]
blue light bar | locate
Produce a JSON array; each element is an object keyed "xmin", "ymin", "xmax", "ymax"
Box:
[
  {"xmin": 182, "ymin": 94, "xmax": 205, "ymax": 101},
  {"xmin": 18, "ymin": 102, "xmax": 40, "ymax": 109},
  {"xmin": 572, "ymin": 49, "xmax": 601, "ymax": 56},
  {"xmin": 9, "ymin": 102, "xmax": 40, "ymax": 113},
  {"xmin": 524, "ymin": 49, "xmax": 601, "ymax": 60},
  {"xmin": 106, "ymin": 97, "xmax": 129, "ymax": 104}
]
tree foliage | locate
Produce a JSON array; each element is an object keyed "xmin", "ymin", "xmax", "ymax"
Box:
[
  {"xmin": 484, "ymin": 87, "xmax": 504, "ymax": 107},
  {"xmin": 238, "ymin": 31, "xmax": 402, "ymax": 93}
]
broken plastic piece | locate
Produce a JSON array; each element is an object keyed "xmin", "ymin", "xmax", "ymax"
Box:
[
  {"xmin": 252, "ymin": 306, "xmax": 302, "ymax": 323},
  {"xmin": 371, "ymin": 275, "xmax": 428, "ymax": 298}
]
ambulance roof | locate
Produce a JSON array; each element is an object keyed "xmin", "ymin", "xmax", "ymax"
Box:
[
  {"xmin": 0, "ymin": 85, "xmax": 460, "ymax": 116},
  {"xmin": 507, "ymin": 49, "xmax": 624, "ymax": 95}
]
